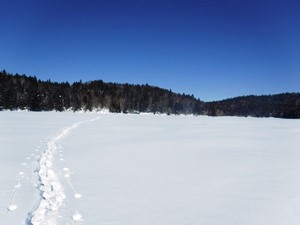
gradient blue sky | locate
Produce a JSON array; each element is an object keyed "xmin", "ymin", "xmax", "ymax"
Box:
[{"xmin": 0, "ymin": 0, "xmax": 299, "ymax": 101}]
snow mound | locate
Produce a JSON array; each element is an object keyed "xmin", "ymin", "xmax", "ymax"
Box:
[
  {"xmin": 72, "ymin": 211, "xmax": 83, "ymax": 221},
  {"xmin": 7, "ymin": 204, "xmax": 17, "ymax": 211}
]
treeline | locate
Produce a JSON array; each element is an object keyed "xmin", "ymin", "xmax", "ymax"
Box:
[
  {"xmin": 203, "ymin": 94, "xmax": 300, "ymax": 118},
  {"xmin": 0, "ymin": 70, "xmax": 299, "ymax": 118},
  {"xmin": 0, "ymin": 70, "xmax": 203, "ymax": 114}
]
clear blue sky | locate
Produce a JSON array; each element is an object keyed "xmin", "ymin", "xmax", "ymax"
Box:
[{"xmin": 0, "ymin": 0, "xmax": 299, "ymax": 101}]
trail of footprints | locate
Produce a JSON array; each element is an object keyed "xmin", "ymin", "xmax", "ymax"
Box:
[
  {"xmin": 7, "ymin": 134, "xmax": 84, "ymax": 224},
  {"xmin": 7, "ymin": 141, "xmax": 44, "ymax": 212}
]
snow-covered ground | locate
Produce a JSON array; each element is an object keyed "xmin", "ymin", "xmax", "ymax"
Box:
[{"xmin": 1, "ymin": 111, "xmax": 300, "ymax": 225}]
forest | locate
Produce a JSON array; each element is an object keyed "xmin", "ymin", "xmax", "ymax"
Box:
[
  {"xmin": 0, "ymin": 70, "xmax": 203, "ymax": 115},
  {"xmin": 0, "ymin": 70, "xmax": 299, "ymax": 118},
  {"xmin": 203, "ymin": 94, "xmax": 300, "ymax": 118}
]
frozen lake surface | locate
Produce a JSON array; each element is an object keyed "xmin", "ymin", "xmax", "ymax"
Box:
[{"xmin": 0, "ymin": 111, "xmax": 300, "ymax": 225}]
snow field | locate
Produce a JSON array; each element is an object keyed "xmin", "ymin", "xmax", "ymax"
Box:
[
  {"xmin": 0, "ymin": 112, "xmax": 98, "ymax": 224},
  {"xmin": 61, "ymin": 114, "xmax": 300, "ymax": 225},
  {"xmin": 1, "ymin": 111, "xmax": 300, "ymax": 225}
]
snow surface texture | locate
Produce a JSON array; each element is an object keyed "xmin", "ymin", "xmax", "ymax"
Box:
[
  {"xmin": 1, "ymin": 111, "xmax": 300, "ymax": 225},
  {"xmin": 28, "ymin": 117, "xmax": 99, "ymax": 225}
]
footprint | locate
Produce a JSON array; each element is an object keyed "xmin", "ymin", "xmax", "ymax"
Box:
[
  {"xmin": 72, "ymin": 211, "xmax": 83, "ymax": 221},
  {"xmin": 7, "ymin": 204, "xmax": 17, "ymax": 211},
  {"xmin": 14, "ymin": 181, "xmax": 21, "ymax": 188},
  {"xmin": 45, "ymin": 160, "xmax": 52, "ymax": 167},
  {"xmin": 74, "ymin": 193, "xmax": 82, "ymax": 199}
]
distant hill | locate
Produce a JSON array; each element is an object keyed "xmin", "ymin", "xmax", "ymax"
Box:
[
  {"xmin": 0, "ymin": 70, "xmax": 299, "ymax": 118},
  {"xmin": 203, "ymin": 94, "xmax": 300, "ymax": 119}
]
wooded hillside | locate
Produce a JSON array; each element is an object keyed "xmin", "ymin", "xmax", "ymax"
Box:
[
  {"xmin": 0, "ymin": 70, "xmax": 202, "ymax": 115},
  {"xmin": 1, "ymin": 70, "xmax": 299, "ymax": 118}
]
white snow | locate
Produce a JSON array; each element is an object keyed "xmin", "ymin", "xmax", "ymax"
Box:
[
  {"xmin": 7, "ymin": 204, "xmax": 18, "ymax": 211},
  {"xmin": 72, "ymin": 211, "xmax": 84, "ymax": 221},
  {"xmin": 1, "ymin": 111, "xmax": 300, "ymax": 225},
  {"xmin": 74, "ymin": 193, "xmax": 82, "ymax": 199}
]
